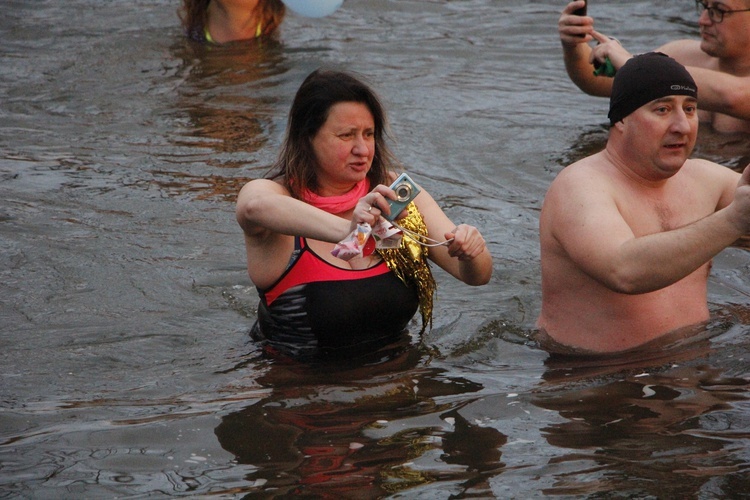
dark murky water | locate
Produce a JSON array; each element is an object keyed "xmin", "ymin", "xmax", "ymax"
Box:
[{"xmin": 2, "ymin": 0, "xmax": 750, "ymax": 497}]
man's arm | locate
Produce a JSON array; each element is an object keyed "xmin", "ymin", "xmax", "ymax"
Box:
[
  {"xmin": 683, "ymin": 66, "xmax": 750, "ymax": 120},
  {"xmin": 559, "ymin": 1, "xmax": 613, "ymax": 96},
  {"xmin": 560, "ymin": 7, "xmax": 750, "ymax": 122},
  {"xmin": 547, "ymin": 164, "xmax": 750, "ymax": 295}
]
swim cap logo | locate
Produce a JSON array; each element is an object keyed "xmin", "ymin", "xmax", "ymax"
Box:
[
  {"xmin": 609, "ymin": 52, "xmax": 698, "ymax": 124},
  {"xmin": 671, "ymin": 84, "xmax": 696, "ymax": 93}
]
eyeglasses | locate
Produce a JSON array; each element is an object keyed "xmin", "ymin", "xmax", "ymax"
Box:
[{"xmin": 695, "ymin": 0, "xmax": 750, "ymax": 23}]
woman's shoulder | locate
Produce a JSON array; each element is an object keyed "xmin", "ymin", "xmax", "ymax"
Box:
[{"xmin": 238, "ymin": 178, "xmax": 288, "ymax": 197}]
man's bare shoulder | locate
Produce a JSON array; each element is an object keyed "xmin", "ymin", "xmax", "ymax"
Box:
[
  {"xmin": 687, "ymin": 158, "xmax": 742, "ymax": 193},
  {"xmin": 543, "ymin": 155, "xmax": 616, "ymax": 214},
  {"xmin": 679, "ymin": 159, "xmax": 742, "ymax": 210},
  {"xmin": 549, "ymin": 154, "xmax": 610, "ymax": 190},
  {"xmin": 657, "ymin": 39, "xmax": 712, "ymax": 67},
  {"xmin": 682, "ymin": 157, "xmax": 741, "ymax": 180}
]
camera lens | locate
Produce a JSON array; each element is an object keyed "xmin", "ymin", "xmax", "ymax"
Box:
[{"xmin": 395, "ymin": 183, "xmax": 411, "ymax": 201}]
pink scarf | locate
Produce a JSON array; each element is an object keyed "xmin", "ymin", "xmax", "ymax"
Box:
[{"xmin": 301, "ymin": 179, "xmax": 369, "ymax": 214}]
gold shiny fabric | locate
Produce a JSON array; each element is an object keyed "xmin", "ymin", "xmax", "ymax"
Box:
[{"xmin": 377, "ymin": 203, "xmax": 436, "ymax": 334}]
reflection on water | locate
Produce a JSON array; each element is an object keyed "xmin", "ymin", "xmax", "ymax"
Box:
[
  {"xmin": 1, "ymin": 0, "xmax": 750, "ymax": 497},
  {"xmin": 527, "ymin": 316, "xmax": 750, "ymax": 497},
  {"xmin": 216, "ymin": 346, "xmax": 506, "ymax": 497},
  {"xmin": 153, "ymin": 38, "xmax": 290, "ymax": 201},
  {"xmin": 534, "ymin": 362, "xmax": 750, "ymax": 497},
  {"xmin": 169, "ymin": 39, "xmax": 287, "ymax": 163}
]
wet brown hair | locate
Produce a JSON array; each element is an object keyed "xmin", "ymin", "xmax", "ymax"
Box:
[{"xmin": 270, "ymin": 69, "xmax": 398, "ymax": 199}]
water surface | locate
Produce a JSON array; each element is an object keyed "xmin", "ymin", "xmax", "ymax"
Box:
[{"xmin": 2, "ymin": 0, "xmax": 750, "ymax": 497}]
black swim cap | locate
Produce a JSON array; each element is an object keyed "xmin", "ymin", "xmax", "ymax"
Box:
[{"xmin": 608, "ymin": 52, "xmax": 697, "ymax": 125}]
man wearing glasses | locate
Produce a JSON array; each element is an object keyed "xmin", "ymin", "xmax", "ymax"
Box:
[{"xmin": 558, "ymin": 0, "xmax": 750, "ymax": 134}]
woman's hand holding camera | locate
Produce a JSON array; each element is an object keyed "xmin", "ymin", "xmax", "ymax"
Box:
[
  {"xmin": 351, "ymin": 184, "xmax": 395, "ymax": 231},
  {"xmin": 352, "ymin": 183, "xmax": 414, "ymax": 228}
]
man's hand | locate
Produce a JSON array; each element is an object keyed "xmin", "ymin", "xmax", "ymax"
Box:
[
  {"xmin": 559, "ymin": 1, "xmax": 593, "ymax": 45},
  {"xmin": 729, "ymin": 165, "xmax": 750, "ymax": 235},
  {"xmin": 589, "ymin": 31, "xmax": 632, "ymax": 72}
]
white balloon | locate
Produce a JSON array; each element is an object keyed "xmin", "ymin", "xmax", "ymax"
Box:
[{"xmin": 281, "ymin": 0, "xmax": 343, "ymax": 18}]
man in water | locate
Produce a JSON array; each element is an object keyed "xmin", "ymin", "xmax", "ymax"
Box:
[
  {"xmin": 537, "ymin": 52, "xmax": 750, "ymax": 354},
  {"xmin": 558, "ymin": 0, "xmax": 750, "ymax": 134}
]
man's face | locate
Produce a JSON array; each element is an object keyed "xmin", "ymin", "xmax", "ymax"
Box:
[
  {"xmin": 698, "ymin": 0, "xmax": 750, "ymax": 59},
  {"xmin": 619, "ymin": 96, "xmax": 699, "ymax": 181}
]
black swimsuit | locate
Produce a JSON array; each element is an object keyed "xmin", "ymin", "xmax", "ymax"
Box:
[{"xmin": 251, "ymin": 237, "xmax": 419, "ymax": 361}]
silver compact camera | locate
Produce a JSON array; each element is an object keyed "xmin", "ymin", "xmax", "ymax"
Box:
[{"xmin": 384, "ymin": 173, "xmax": 421, "ymax": 221}]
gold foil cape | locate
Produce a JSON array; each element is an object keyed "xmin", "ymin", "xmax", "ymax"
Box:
[{"xmin": 377, "ymin": 203, "xmax": 436, "ymax": 334}]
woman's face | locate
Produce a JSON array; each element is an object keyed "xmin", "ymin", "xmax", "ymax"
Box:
[{"xmin": 311, "ymin": 101, "xmax": 375, "ymax": 194}]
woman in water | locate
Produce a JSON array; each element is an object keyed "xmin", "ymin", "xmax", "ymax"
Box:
[
  {"xmin": 180, "ymin": 0, "xmax": 285, "ymax": 44},
  {"xmin": 236, "ymin": 69, "xmax": 493, "ymax": 361}
]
